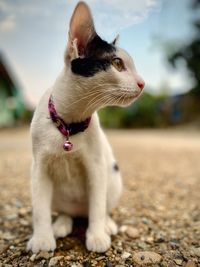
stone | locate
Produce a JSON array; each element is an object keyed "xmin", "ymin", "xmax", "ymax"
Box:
[
  {"xmin": 185, "ymin": 260, "xmax": 196, "ymax": 267},
  {"xmin": 96, "ymin": 256, "xmax": 105, "ymax": 261},
  {"xmin": 121, "ymin": 251, "xmax": 131, "ymax": 259},
  {"xmin": 190, "ymin": 247, "xmax": 200, "ymax": 258},
  {"xmin": 48, "ymin": 256, "xmax": 64, "ymax": 267},
  {"xmin": 141, "ymin": 218, "xmax": 150, "ymax": 225},
  {"xmin": 35, "ymin": 251, "xmax": 53, "ymax": 260},
  {"xmin": 126, "ymin": 226, "xmax": 140, "ymax": 239},
  {"xmin": 18, "ymin": 207, "xmax": 28, "ymax": 216},
  {"xmin": 19, "ymin": 219, "xmax": 29, "ymax": 226},
  {"xmin": 146, "ymin": 236, "xmax": 154, "ymax": 243},
  {"xmin": 132, "ymin": 251, "xmax": 162, "ymax": 265},
  {"xmin": 105, "ymin": 261, "xmax": 113, "ymax": 267},
  {"xmin": 30, "ymin": 254, "xmax": 37, "ymax": 262},
  {"xmin": 137, "ymin": 242, "xmax": 147, "ymax": 250},
  {"xmin": 119, "ymin": 225, "xmax": 128, "ymax": 233},
  {"xmin": 2, "ymin": 232, "xmax": 15, "ymax": 240},
  {"xmin": 174, "ymin": 258, "xmax": 183, "ymax": 265},
  {"xmin": 15, "ymin": 199, "xmax": 23, "ymax": 208},
  {"xmin": 6, "ymin": 214, "xmax": 18, "ymax": 220},
  {"xmin": 0, "ymin": 243, "xmax": 7, "ymax": 254},
  {"xmin": 170, "ymin": 240, "xmax": 180, "ymax": 249},
  {"xmin": 83, "ymin": 261, "xmax": 91, "ymax": 267}
]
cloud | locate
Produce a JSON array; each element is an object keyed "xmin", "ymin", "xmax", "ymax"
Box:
[
  {"xmin": 0, "ymin": 15, "xmax": 16, "ymax": 32},
  {"xmin": 78, "ymin": 0, "xmax": 162, "ymax": 35},
  {"xmin": 0, "ymin": 0, "xmax": 161, "ymax": 36}
]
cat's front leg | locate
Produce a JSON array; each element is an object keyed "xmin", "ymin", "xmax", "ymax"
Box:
[
  {"xmin": 27, "ymin": 161, "xmax": 56, "ymax": 253},
  {"xmin": 86, "ymin": 157, "xmax": 111, "ymax": 253}
]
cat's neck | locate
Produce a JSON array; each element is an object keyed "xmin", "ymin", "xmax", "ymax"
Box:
[{"xmin": 51, "ymin": 68, "xmax": 94, "ymax": 123}]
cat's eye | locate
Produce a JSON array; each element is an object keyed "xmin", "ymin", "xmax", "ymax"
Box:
[{"xmin": 112, "ymin": 57, "xmax": 125, "ymax": 72}]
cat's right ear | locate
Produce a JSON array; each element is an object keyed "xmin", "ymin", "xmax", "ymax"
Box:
[
  {"xmin": 65, "ymin": 1, "xmax": 96, "ymax": 62},
  {"xmin": 112, "ymin": 34, "xmax": 120, "ymax": 46}
]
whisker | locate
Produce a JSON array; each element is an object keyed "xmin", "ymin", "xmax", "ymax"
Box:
[
  {"xmin": 59, "ymin": 84, "xmax": 123, "ymax": 112},
  {"xmin": 53, "ymin": 82, "xmax": 135, "ymax": 116},
  {"xmin": 83, "ymin": 94, "xmax": 112, "ymax": 116}
]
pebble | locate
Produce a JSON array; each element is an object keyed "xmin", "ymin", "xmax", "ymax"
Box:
[
  {"xmin": 18, "ymin": 207, "xmax": 29, "ymax": 216},
  {"xmin": 35, "ymin": 251, "xmax": 53, "ymax": 260},
  {"xmin": 30, "ymin": 254, "xmax": 36, "ymax": 262},
  {"xmin": 156, "ymin": 232, "xmax": 166, "ymax": 242},
  {"xmin": 96, "ymin": 256, "xmax": 105, "ymax": 261},
  {"xmin": 132, "ymin": 251, "xmax": 162, "ymax": 265},
  {"xmin": 146, "ymin": 236, "xmax": 154, "ymax": 243},
  {"xmin": 190, "ymin": 247, "xmax": 200, "ymax": 257},
  {"xmin": 141, "ymin": 218, "xmax": 150, "ymax": 225},
  {"xmin": 2, "ymin": 232, "xmax": 15, "ymax": 240},
  {"xmin": 119, "ymin": 225, "xmax": 128, "ymax": 233},
  {"xmin": 115, "ymin": 265, "xmax": 125, "ymax": 267},
  {"xmin": 137, "ymin": 242, "xmax": 147, "ymax": 250},
  {"xmin": 174, "ymin": 258, "xmax": 183, "ymax": 265},
  {"xmin": 15, "ymin": 199, "xmax": 23, "ymax": 208},
  {"xmin": 0, "ymin": 243, "xmax": 7, "ymax": 254},
  {"xmin": 105, "ymin": 261, "xmax": 113, "ymax": 267},
  {"xmin": 48, "ymin": 256, "xmax": 64, "ymax": 266},
  {"xmin": 83, "ymin": 261, "xmax": 91, "ymax": 267},
  {"xmin": 19, "ymin": 218, "xmax": 29, "ymax": 226},
  {"xmin": 6, "ymin": 214, "xmax": 18, "ymax": 220},
  {"xmin": 126, "ymin": 226, "xmax": 140, "ymax": 239},
  {"xmin": 121, "ymin": 251, "xmax": 131, "ymax": 259},
  {"xmin": 170, "ymin": 240, "xmax": 180, "ymax": 249},
  {"xmin": 185, "ymin": 260, "xmax": 196, "ymax": 267}
]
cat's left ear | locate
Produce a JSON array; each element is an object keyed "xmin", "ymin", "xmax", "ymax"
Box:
[
  {"xmin": 112, "ymin": 34, "xmax": 120, "ymax": 46},
  {"xmin": 65, "ymin": 1, "xmax": 96, "ymax": 61}
]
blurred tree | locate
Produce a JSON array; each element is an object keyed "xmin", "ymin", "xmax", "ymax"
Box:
[{"xmin": 168, "ymin": 0, "xmax": 200, "ymax": 96}]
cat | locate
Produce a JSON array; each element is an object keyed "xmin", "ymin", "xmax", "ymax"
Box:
[{"xmin": 27, "ymin": 1, "xmax": 145, "ymax": 253}]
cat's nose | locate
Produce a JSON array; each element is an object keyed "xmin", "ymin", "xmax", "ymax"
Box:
[{"xmin": 137, "ymin": 80, "xmax": 145, "ymax": 90}]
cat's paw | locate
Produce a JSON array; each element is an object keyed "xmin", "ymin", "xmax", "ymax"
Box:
[
  {"xmin": 27, "ymin": 233, "xmax": 56, "ymax": 253},
  {"xmin": 53, "ymin": 215, "xmax": 73, "ymax": 238},
  {"xmin": 86, "ymin": 229, "xmax": 111, "ymax": 253},
  {"xmin": 105, "ymin": 216, "xmax": 118, "ymax": 236}
]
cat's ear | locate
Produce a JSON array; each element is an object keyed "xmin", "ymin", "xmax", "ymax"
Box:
[
  {"xmin": 65, "ymin": 1, "xmax": 96, "ymax": 61},
  {"xmin": 112, "ymin": 34, "xmax": 120, "ymax": 46}
]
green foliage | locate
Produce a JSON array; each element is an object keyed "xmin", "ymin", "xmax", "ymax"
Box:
[
  {"xmin": 99, "ymin": 92, "xmax": 167, "ymax": 128},
  {"xmin": 168, "ymin": 0, "xmax": 200, "ymax": 97}
]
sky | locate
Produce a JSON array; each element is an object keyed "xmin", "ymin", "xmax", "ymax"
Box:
[{"xmin": 0, "ymin": 0, "xmax": 197, "ymax": 106}]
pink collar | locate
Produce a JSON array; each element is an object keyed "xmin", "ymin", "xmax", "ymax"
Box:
[{"xmin": 48, "ymin": 95, "xmax": 91, "ymax": 151}]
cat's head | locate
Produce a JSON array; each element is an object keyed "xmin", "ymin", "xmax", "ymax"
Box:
[{"xmin": 65, "ymin": 1, "xmax": 145, "ymax": 110}]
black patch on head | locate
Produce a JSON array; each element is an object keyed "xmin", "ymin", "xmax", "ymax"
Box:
[
  {"xmin": 71, "ymin": 57, "xmax": 111, "ymax": 77},
  {"xmin": 71, "ymin": 34, "xmax": 116, "ymax": 77},
  {"xmin": 85, "ymin": 35, "xmax": 116, "ymax": 58},
  {"xmin": 113, "ymin": 163, "xmax": 119, "ymax": 172}
]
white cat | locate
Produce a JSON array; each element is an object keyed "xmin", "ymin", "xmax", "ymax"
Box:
[{"xmin": 27, "ymin": 1, "xmax": 144, "ymax": 253}]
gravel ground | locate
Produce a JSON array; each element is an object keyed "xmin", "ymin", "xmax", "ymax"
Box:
[{"xmin": 0, "ymin": 127, "xmax": 200, "ymax": 267}]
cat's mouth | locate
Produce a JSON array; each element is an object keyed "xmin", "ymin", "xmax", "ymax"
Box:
[
  {"xmin": 110, "ymin": 89, "xmax": 142, "ymax": 106},
  {"xmin": 115, "ymin": 91, "xmax": 141, "ymax": 100}
]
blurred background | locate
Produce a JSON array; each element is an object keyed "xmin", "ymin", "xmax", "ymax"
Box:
[{"xmin": 0, "ymin": 0, "xmax": 200, "ymax": 128}]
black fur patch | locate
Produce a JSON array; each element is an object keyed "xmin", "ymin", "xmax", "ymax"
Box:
[
  {"xmin": 113, "ymin": 163, "xmax": 119, "ymax": 171},
  {"xmin": 71, "ymin": 35, "xmax": 116, "ymax": 77},
  {"xmin": 71, "ymin": 57, "xmax": 111, "ymax": 77},
  {"xmin": 85, "ymin": 35, "xmax": 116, "ymax": 58}
]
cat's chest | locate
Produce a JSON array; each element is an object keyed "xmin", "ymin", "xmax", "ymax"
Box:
[{"xmin": 50, "ymin": 153, "xmax": 88, "ymax": 200}]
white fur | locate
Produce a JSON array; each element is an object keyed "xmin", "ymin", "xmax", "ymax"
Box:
[{"xmin": 27, "ymin": 1, "xmax": 144, "ymax": 253}]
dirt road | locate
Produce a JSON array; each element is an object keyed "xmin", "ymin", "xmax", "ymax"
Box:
[{"xmin": 0, "ymin": 127, "xmax": 200, "ymax": 266}]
